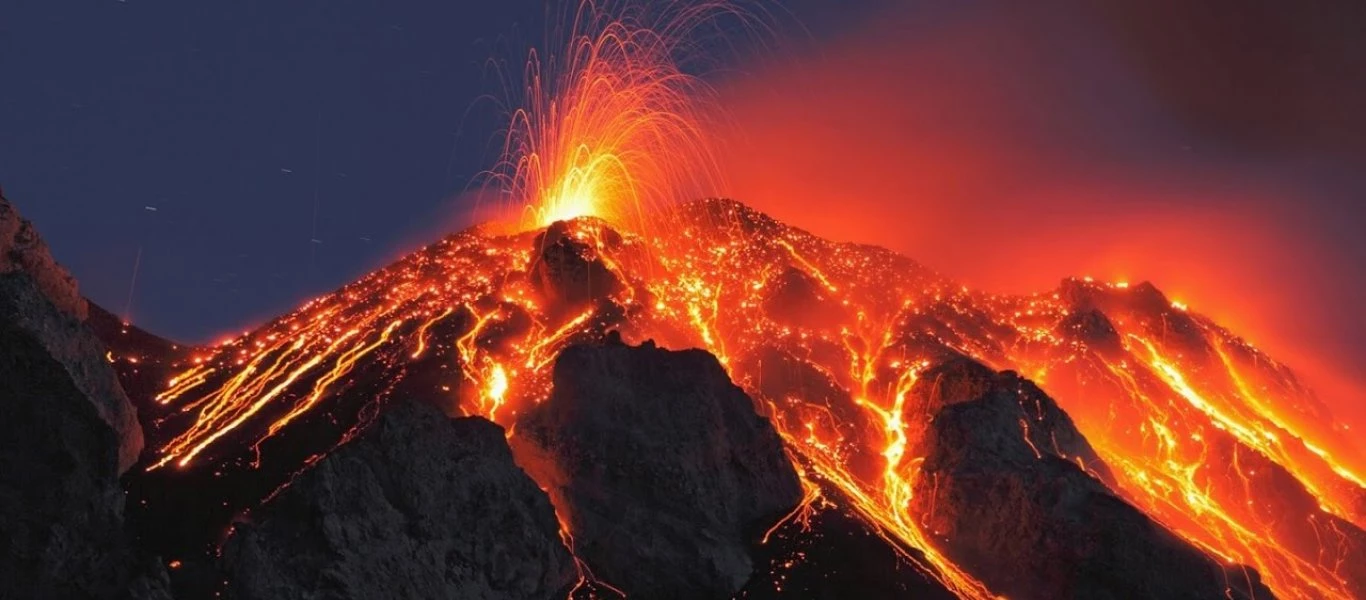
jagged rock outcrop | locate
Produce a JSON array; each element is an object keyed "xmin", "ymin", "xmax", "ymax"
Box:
[
  {"xmin": 0, "ymin": 194, "xmax": 142, "ymax": 471},
  {"xmin": 529, "ymin": 220, "xmax": 623, "ymax": 312},
  {"xmin": 514, "ymin": 337, "xmax": 803, "ymax": 600},
  {"xmin": 220, "ymin": 399, "xmax": 577, "ymax": 600},
  {"xmin": 0, "ymin": 275, "xmax": 169, "ymax": 599},
  {"xmin": 908, "ymin": 357, "xmax": 1272, "ymax": 600},
  {"xmin": 0, "ymin": 192, "xmax": 87, "ymax": 320},
  {"xmin": 1056, "ymin": 307, "xmax": 1124, "ymax": 356},
  {"xmin": 761, "ymin": 267, "xmax": 847, "ymax": 331}
]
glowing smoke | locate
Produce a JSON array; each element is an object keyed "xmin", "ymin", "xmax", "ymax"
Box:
[{"xmin": 714, "ymin": 0, "xmax": 1366, "ymax": 439}]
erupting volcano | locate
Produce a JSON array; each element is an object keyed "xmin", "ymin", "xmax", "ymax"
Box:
[{"xmin": 5, "ymin": 1, "xmax": 1366, "ymax": 599}]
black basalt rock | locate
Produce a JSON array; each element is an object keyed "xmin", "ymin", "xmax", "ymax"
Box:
[
  {"xmin": 0, "ymin": 274, "xmax": 168, "ymax": 600},
  {"xmin": 220, "ymin": 400, "xmax": 578, "ymax": 600},
  {"xmin": 0, "ymin": 193, "xmax": 142, "ymax": 472},
  {"xmin": 515, "ymin": 341, "xmax": 803, "ymax": 600},
  {"xmin": 529, "ymin": 220, "xmax": 624, "ymax": 313},
  {"xmin": 908, "ymin": 356, "xmax": 1273, "ymax": 600}
]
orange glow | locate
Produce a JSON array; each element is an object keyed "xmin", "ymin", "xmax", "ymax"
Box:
[{"xmin": 712, "ymin": 1, "xmax": 1366, "ymax": 454}]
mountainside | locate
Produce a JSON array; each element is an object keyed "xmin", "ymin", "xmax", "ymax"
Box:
[{"xmin": 18, "ymin": 196, "xmax": 1366, "ymax": 599}]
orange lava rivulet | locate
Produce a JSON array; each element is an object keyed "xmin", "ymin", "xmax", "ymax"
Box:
[{"xmin": 135, "ymin": 2, "xmax": 1366, "ymax": 598}]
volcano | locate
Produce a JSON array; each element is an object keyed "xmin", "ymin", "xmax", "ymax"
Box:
[{"xmin": 0, "ymin": 191, "xmax": 1344, "ymax": 599}]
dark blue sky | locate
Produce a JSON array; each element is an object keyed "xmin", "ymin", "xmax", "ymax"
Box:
[{"xmin": 0, "ymin": 0, "xmax": 878, "ymax": 341}]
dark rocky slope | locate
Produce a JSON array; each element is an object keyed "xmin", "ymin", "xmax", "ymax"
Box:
[
  {"xmin": 736, "ymin": 498, "xmax": 957, "ymax": 600},
  {"xmin": 908, "ymin": 357, "xmax": 1273, "ymax": 600},
  {"xmin": 515, "ymin": 336, "xmax": 805, "ymax": 600},
  {"xmin": 0, "ymin": 191, "xmax": 87, "ymax": 321},
  {"xmin": 0, "ymin": 276, "xmax": 169, "ymax": 600},
  {"xmin": 0, "ymin": 193, "xmax": 165, "ymax": 599},
  {"xmin": 220, "ymin": 399, "xmax": 578, "ymax": 600},
  {"xmin": 1, "ymin": 195, "xmax": 142, "ymax": 471}
]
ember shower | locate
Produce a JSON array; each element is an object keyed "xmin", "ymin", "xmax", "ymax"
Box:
[{"xmin": 126, "ymin": 1, "xmax": 1366, "ymax": 599}]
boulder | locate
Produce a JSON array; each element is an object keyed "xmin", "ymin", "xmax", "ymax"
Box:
[
  {"xmin": 0, "ymin": 193, "xmax": 141, "ymax": 471},
  {"xmin": 909, "ymin": 357, "xmax": 1272, "ymax": 600},
  {"xmin": 0, "ymin": 274, "xmax": 143, "ymax": 473},
  {"xmin": 0, "ymin": 275, "xmax": 168, "ymax": 599},
  {"xmin": 0, "ymin": 192, "xmax": 86, "ymax": 320},
  {"xmin": 220, "ymin": 400, "xmax": 577, "ymax": 600},
  {"xmin": 528, "ymin": 220, "xmax": 623, "ymax": 313},
  {"xmin": 514, "ymin": 338, "xmax": 803, "ymax": 600}
]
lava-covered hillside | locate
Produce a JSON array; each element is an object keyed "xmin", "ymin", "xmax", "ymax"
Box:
[{"xmin": 88, "ymin": 198, "xmax": 1366, "ymax": 599}]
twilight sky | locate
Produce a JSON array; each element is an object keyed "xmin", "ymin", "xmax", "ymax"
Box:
[
  {"xmin": 3, "ymin": 1, "xmax": 1364, "ymax": 418},
  {"xmin": 0, "ymin": 0, "xmax": 867, "ymax": 340}
]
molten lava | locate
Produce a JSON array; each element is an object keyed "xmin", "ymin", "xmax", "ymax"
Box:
[{"xmin": 136, "ymin": 2, "xmax": 1366, "ymax": 599}]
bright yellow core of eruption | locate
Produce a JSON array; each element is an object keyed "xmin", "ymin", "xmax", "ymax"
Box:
[
  {"xmin": 531, "ymin": 144, "xmax": 618, "ymax": 226},
  {"xmin": 491, "ymin": 1, "xmax": 727, "ymax": 232},
  {"xmin": 540, "ymin": 176, "xmax": 599, "ymax": 225}
]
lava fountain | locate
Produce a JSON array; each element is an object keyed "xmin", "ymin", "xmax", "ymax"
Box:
[{"xmin": 479, "ymin": 0, "xmax": 747, "ymax": 233}]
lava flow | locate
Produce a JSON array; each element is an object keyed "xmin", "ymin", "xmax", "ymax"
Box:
[{"xmin": 129, "ymin": 1, "xmax": 1366, "ymax": 599}]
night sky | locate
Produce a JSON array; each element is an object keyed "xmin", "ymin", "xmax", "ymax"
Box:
[
  {"xmin": 0, "ymin": 0, "xmax": 865, "ymax": 341},
  {"xmin": 3, "ymin": 1, "xmax": 1364, "ymax": 417}
]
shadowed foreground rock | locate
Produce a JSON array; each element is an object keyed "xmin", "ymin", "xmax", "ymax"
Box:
[
  {"xmin": 515, "ymin": 337, "xmax": 803, "ymax": 600},
  {"xmin": 909, "ymin": 357, "xmax": 1273, "ymax": 600},
  {"xmin": 530, "ymin": 219, "xmax": 624, "ymax": 314},
  {"xmin": 0, "ymin": 193, "xmax": 141, "ymax": 472},
  {"xmin": 220, "ymin": 400, "xmax": 577, "ymax": 600},
  {"xmin": 0, "ymin": 274, "xmax": 167, "ymax": 600},
  {"xmin": 0, "ymin": 191, "xmax": 86, "ymax": 321}
]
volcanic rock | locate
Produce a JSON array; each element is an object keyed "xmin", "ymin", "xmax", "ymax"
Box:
[
  {"xmin": 86, "ymin": 302, "xmax": 191, "ymax": 417},
  {"xmin": 219, "ymin": 399, "xmax": 577, "ymax": 600},
  {"xmin": 529, "ymin": 220, "xmax": 624, "ymax": 312},
  {"xmin": 1058, "ymin": 278, "xmax": 1209, "ymax": 356},
  {"xmin": 0, "ymin": 274, "xmax": 169, "ymax": 599},
  {"xmin": 0, "ymin": 194, "xmax": 142, "ymax": 472},
  {"xmin": 738, "ymin": 501, "xmax": 956, "ymax": 600},
  {"xmin": 761, "ymin": 266, "xmax": 846, "ymax": 331},
  {"xmin": 0, "ymin": 273, "xmax": 144, "ymax": 473},
  {"xmin": 908, "ymin": 357, "xmax": 1272, "ymax": 600},
  {"xmin": 0, "ymin": 192, "xmax": 87, "ymax": 320},
  {"xmin": 514, "ymin": 339, "xmax": 804, "ymax": 600},
  {"xmin": 1056, "ymin": 308, "xmax": 1124, "ymax": 356}
]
